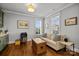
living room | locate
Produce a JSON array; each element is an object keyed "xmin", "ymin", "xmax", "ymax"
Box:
[{"xmin": 0, "ymin": 3, "xmax": 79, "ymax": 56}]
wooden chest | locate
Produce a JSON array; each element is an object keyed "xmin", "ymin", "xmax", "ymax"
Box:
[{"xmin": 32, "ymin": 38, "xmax": 47, "ymax": 55}]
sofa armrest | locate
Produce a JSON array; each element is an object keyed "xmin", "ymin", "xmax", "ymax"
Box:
[
  {"xmin": 41, "ymin": 37, "xmax": 56, "ymax": 44},
  {"xmin": 41, "ymin": 37, "xmax": 48, "ymax": 40},
  {"xmin": 56, "ymin": 41, "xmax": 65, "ymax": 46}
]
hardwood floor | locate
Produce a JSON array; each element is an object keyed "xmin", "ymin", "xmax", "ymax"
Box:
[{"xmin": 0, "ymin": 41, "xmax": 79, "ymax": 56}]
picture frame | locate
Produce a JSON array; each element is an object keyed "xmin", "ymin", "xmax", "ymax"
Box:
[
  {"xmin": 17, "ymin": 20, "xmax": 28, "ymax": 29},
  {"xmin": 65, "ymin": 17, "xmax": 77, "ymax": 26}
]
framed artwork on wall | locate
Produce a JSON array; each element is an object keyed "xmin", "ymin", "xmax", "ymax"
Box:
[
  {"xmin": 17, "ymin": 20, "xmax": 28, "ymax": 29},
  {"xmin": 65, "ymin": 17, "xmax": 77, "ymax": 26}
]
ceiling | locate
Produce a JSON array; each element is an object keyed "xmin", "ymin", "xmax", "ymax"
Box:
[{"xmin": 0, "ymin": 3, "xmax": 73, "ymax": 17}]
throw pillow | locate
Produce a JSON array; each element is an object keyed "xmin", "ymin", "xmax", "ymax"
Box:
[
  {"xmin": 47, "ymin": 33, "xmax": 51, "ymax": 39},
  {"xmin": 50, "ymin": 34, "xmax": 55, "ymax": 40},
  {"xmin": 61, "ymin": 35, "xmax": 65, "ymax": 41}
]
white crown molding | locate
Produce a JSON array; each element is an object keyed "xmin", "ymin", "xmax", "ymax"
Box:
[
  {"xmin": 46, "ymin": 3, "xmax": 75, "ymax": 18},
  {"xmin": 2, "ymin": 9, "xmax": 42, "ymax": 18},
  {"xmin": 1, "ymin": 3, "xmax": 74, "ymax": 18}
]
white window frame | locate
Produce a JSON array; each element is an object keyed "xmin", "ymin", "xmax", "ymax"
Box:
[
  {"xmin": 35, "ymin": 19, "xmax": 43, "ymax": 35},
  {"xmin": 50, "ymin": 13, "xmax": 60, "ymax": 35}
]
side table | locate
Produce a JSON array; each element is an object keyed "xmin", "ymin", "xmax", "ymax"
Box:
[{"xmin": 59, "ymin": 41, "xmax": 74, "ymax": 56}]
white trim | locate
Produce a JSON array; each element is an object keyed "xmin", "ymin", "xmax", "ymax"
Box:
[
  {"xmin": 2, "ymin": 9, "xmax": 42, "ymax": 18},
  {"xmin": 8, "ymin": 40, "xmax": 32, "ymax": 44},
  {"xmin": 46, "ymin": 3, "xmax": 74, "ymax": 18},
  {"xmin": 1, "ymin": 4, "xmax": 74, "ymax": 18},
  {"xmin": 27, "ymin": 39, "xmax": 32, "ymax": 41},
  {"xmin": 8, "ymin": 40, "xmax": 15, "ymax": 44},
  {"xmin": 8, "ymin": 40, "xmax": 79, "ymax": 53},
  {"xmin": 74, "ymin": 48, "xmax": 79, "ymax": 53},
  {"xmin": 69, "ymin": 48, "xmax": 79, "ymax": 53}
]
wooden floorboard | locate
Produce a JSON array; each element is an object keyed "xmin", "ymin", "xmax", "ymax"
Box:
[{"xmin": 0, "ymin": 41, "xmax": 79, "ymax": 56}]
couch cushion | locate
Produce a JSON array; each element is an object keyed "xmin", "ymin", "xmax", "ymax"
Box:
[
  {"xmin": 53, "ymin": 35, "xmax": 61, "ymax": 41},
  {"xmin": 42, "ymin": 33, "xmax": 47, "ymax": 38},
  {"xmin": 41, "ymin": 37, "xmax": 56, "ymax": 44}
]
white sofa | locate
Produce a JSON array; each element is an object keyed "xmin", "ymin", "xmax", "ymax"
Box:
[{"xmin": 41, "ymin": 35, "xmax": 65, "ymax": 51}]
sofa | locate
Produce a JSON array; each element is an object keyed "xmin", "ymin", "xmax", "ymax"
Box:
[{"xmin": 41, "ymin": 33, "xmax": 65, "ymax": 51}]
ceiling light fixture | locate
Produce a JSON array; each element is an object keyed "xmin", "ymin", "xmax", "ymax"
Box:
[{"xmin": 26, "ymin": 4, "xmax": 36, "ymax": 12}]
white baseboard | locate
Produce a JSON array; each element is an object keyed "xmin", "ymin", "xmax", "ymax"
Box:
[
  {"xmin": 8, "ymin": 41, "xmax": 15, "ymax": 44},
  {"xmin": 68, "ymin": 48, "xmax": 79, "ymax": 53},
  {"xmin": 8, "ymin": 40, "xmax": 79, "ymax": 53},
  {"xmin": 8, "ymin": 40, "xmax": 32, "ymax": 44}
]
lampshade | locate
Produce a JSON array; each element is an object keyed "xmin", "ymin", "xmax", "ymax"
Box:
[{"xmin": 27, "ymin": 4, "xmax": 36, "ymax": 12}]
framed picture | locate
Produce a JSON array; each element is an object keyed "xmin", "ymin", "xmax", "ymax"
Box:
[
  {"xmin": 17, "ymin": 20, "xmax": 28, "ymax": 29},
  {"xmin": 65, "ymin": 17, "xmax": 77, "ymax": 26}
]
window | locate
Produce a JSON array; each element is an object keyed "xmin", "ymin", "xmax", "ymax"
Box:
[
  {"xmin": 51, "ymin": 15, "xmax": 60, "ymax": 34},
  {"xmin": 35, "ymin": 19, "xmax": 42, "ymax": 34}
]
